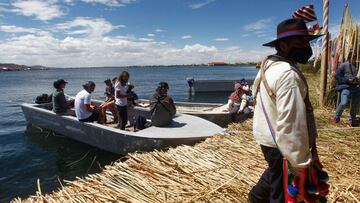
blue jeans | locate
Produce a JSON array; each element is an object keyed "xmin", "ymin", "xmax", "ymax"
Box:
[{"xmin": 335, "ymin": 89, "xmax": 360, "ymax": 122}]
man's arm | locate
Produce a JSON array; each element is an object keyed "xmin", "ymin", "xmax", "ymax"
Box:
[
  {"xmin": 238, "ymin": 95, "xmax": 247, "ymax": 113},
  {"xmin": 275, "ymin": 70, "xmax": 311, "ymax": 168},
  {"xmin": 84, "ymin": 94, "xmax": 95, "ymax": 112}
]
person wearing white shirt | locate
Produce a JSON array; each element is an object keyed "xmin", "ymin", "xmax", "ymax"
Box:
[
  {"xmin": 115, "ymin": 71, "xmax": 130, "ymax": 130},
  {"xmin": 75, "ymin": 81, "xmax": 99, "ymax": 122},
  {"xmin": 248, "ymin": 19, "xmax": 326, "ymax": 203}
]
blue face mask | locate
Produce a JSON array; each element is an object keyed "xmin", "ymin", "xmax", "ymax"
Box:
[{"xmin": 288, "ymin": 46, "xmax": 313, "ymax": 64}]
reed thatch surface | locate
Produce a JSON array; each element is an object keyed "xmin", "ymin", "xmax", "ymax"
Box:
[{"xmin": 14, "ymin": 75, "xmax": 360, "ymax": 203}]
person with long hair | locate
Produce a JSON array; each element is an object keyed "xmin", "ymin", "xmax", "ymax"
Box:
[{"xmin": 115, "ymin": 71, "xmax": 130, "ymax": 130}]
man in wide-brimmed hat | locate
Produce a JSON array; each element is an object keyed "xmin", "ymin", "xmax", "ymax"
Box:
[{"xmin": 249, "ymin": 18, "xmax": 328, "ymax": 203}]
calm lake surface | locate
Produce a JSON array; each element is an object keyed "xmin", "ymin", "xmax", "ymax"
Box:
[{"xmin": 0, "ymin": 66, "xmax": 258, "ymax": 202}]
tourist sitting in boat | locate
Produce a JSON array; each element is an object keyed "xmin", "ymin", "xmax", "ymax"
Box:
[
  {"xmin": 115, "ymin": 71, "xmax": 130, "ymax": 130},
  {"xmin": 149, "ymin": 82, "xmax": 176, "ymax": 127},
  {"xmin": 225, "ymin": 82, "xmax": 252, "ymax": 122},
  {"xmin": 75, "ymin": 81, "xmax": 104, "ymax": 122},
  {"xmin": 99, "ymin": 78, "xmax": 119, "ymax": 124},
  {"xmin": 52, "ymin": 79, "xmax": 74, "ymax": 115}
]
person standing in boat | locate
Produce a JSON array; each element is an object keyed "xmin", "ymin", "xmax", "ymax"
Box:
[
  {"xmin": 249, "ymin": 19, "xmax": 328, "ymax": 203},
  {"xmin": 115, "ymin": 71, "xmax": 130, "ymax": 130},
  {"xmin": 99, "ymin": 78, "xmax": 120, "ymax": 124},
  {"xmin": 75, "ymin": 81, "xmax": 102, "ymax": 122},
  {"xmin": 149, "ymin": 82, "xmax": 176, "ymax": 127},
  {"xmin": 52, "ymin": 79, "xmax": 73, "ymax": 115},
  {"xmin": 225, "ymin": 82, "xmax": 252, "ymax": 122}
]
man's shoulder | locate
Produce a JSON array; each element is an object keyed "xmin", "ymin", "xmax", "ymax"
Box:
[{"xmin": 266, "ymin": 59, "xmax": 293, "ymax": 72}]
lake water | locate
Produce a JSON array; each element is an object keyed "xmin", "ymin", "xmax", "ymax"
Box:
[{"xmin": 0, "ymin": 66, "xmax": 258, "ymax": 202}]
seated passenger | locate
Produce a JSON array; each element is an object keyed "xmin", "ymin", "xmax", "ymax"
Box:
[
  {"xmin": 149, "ymin": 82, "xmax": 176, "ymax": 127},
  {"xmin": 52, "ymin": 79, "xmax": 73, "ymax": 115},
  {"xmin": 226, "ymin": 82, "xmax": 252, "ymax": 122},
  {"xmin": 75, "ymin": 81, "xmax": 103, "ymax": 122},
  {"xmin": 99, "ymin": 78, "xmax": 119, "ymax": 124}
]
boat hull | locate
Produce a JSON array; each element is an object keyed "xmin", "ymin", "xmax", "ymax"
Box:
[{"xmin": 21, "ymin": 103, "xmax": 223, "ymax": 155}]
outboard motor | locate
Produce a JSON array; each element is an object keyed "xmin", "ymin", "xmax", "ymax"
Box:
[{"xmin": 35, "ymin": 93, "xmax": 52, "ymax": 104}]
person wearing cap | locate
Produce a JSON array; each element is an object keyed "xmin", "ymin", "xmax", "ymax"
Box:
[
  {"xmin": 52, "ymin": 79, "xmax": 73, "ymax": 115},
  {"xmin": 249, "ymin": 19, "xmax": 325, "ymax": 203},
  {"xmin": 115, "ymin": 71, "xmax": 130, "ymax": 130},
  {"xmin": 99, "ymin": 78, "xmax": 119, "ymax": 124},
  {"xmin": 75, "ymin": 81, "xmax": 101, "ymax": 122},
  {"xmin": 225, "ymin": 82, "xmax": 252, "ymax": 122},
  {"xmin": 149, "ymin": 82, "xmax": 176, "ymax": 127}
]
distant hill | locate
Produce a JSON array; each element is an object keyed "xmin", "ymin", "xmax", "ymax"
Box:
[{"xmin": 0, "ymin": 63, "xmax": 48, "ymax": 72}]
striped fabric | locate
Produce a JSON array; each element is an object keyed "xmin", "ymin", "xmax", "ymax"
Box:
[{"xmin": 292, "ymin": 5, "xmax": 317, "ymax": 23}]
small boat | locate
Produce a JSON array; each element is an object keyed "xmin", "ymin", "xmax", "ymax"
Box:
[
  {"xmin": 21, "ymin": 102, "xmax": 224, "ymax": 155},
  {"xmin": 187, "ymin": 79, "xmax": 254, "ymax": 92}
]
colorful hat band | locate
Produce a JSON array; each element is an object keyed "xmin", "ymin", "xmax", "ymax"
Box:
[{"xmin": 277, "ymin": 29, "xmax": 308, "ymax": 39}]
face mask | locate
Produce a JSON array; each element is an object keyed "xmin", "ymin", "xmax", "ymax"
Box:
[{"xmin": 288, "ymin": 46, "xmax": 313, "ymax": 64}]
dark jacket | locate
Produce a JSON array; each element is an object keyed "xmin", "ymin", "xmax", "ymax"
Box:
[
  {"xmin": 149, "ymin": 93, "xmax": 176, "ymax": 127},
  {"xmin": 53, "ymin": 91, "xmax": 68, "ymax": 114},
  {"xmin": 335, "ymin": 62, "xmax": 359, "ymax": 92}
]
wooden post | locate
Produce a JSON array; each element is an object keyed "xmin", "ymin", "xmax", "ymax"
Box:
[{"xmin": 319, "ymin": 0, "xmax": 330, "ymax": 106}]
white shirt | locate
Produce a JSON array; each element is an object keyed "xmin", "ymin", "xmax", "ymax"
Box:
[
  {"xmin": 74, "ymin": 89, "xmax": 92, "ymax": 120},
  {"xmin": 115, "ymin": 82, "xmax": 128, "ymax": 107},
  {"xmin": 252, "ymin": 59, "xmax": 311, "ymax": 168}
]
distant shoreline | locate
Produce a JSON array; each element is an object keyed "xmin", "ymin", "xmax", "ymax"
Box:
[
  {"xmin": 54, "ymin": 63, "xmax": 257, "ymax": 69},
  {"xmin": 0, "ymin": 63, "xmax": 257, "ymax": 72},
  {"xmin": 0, "ymin": 64, "xmax": 48, "ymax": 73}
]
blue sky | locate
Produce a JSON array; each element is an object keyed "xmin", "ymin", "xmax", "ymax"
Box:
[{"xmin": 0, "ymin": 0, "xmax": 359, "ymax": 67}]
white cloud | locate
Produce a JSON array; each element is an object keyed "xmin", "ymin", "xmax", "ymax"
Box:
[
  {"xmin": 81, "ymin": 0, "xmax": 136, "ymax": 7},
  {"xmin": 213, "ymin": 38, "xmax": 229, "ymax": 41},
  {"xmin": 0, "ymin": 31, "xmax": 271, "ymax": 67},
  {"xmin": 55, "ymin": 17, "xmax": 122, "ymax": 37},
  {"xmin": 243, "ymin": 18, "xmax": 273, "ymax": 31},
  {"xmin": 11, "ymin": 0, "xmax": 64, "ymax": 21},
  {"xmin": 189, "ymin": 0, "xmax": 215, "ymax": 9},
  {"xmin": 0, "ymin": 25, "xmax": 39, "ymax": 34},
  {"xmin": 155, "ymin": 29, "xmax": 164, "ymax": 32},
  {"xmin": 138, "ymin": 37, "xmax": 154, "ymax": 42},
  {"xmin": 181, "ymin": 35, "xmax": 192, "ymax": 39},
  {"xmin": 147, "ymin": 33, "xmax": 155, "ymax": 37}
]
